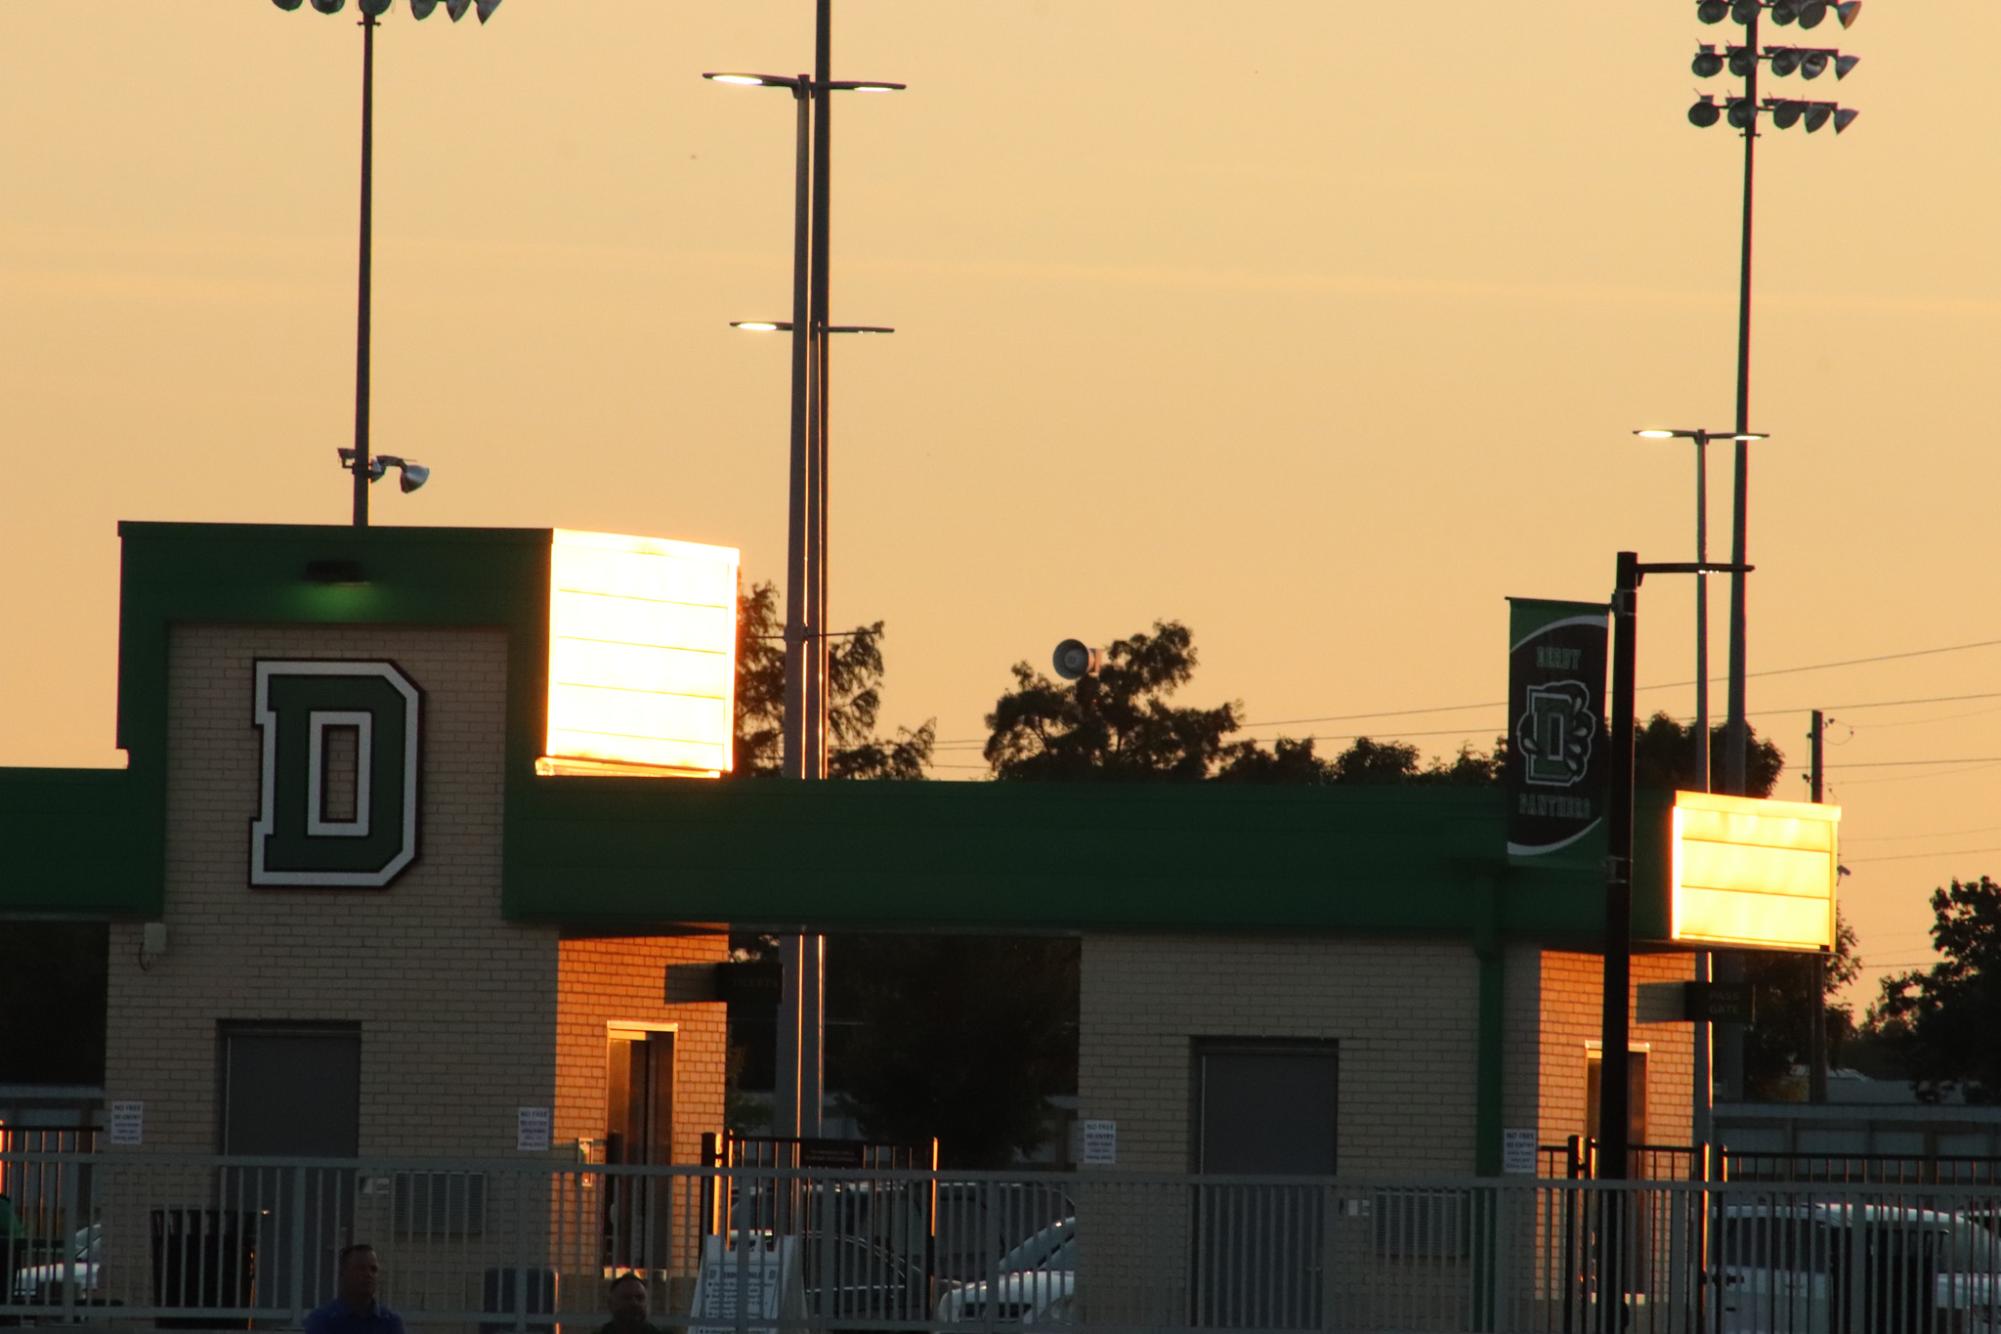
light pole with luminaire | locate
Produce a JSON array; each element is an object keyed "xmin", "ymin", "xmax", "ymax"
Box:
[
  {"xmin": 704, "ymin": 72, "xmax": 904, "ymax": 786},
  {"xmin": 272, "ymin": 0, "xmax": 500, "ymax": 526},
  {"xmin": 1683, "ymin": 0, "xmax": 1859, "ymax": 799},
  {"xmin": 1683, "ymin": 0, "xmax": 1858, "ymax": 1105},
  {"xmin": 706, "ymin": 39, "xmax": 904, "ymax": 1144},
  {"xmin": 1634, "ymin": 426, "xmax": 1767, "ymax": 1146}
]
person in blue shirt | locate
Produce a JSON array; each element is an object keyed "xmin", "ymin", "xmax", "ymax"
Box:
[{"xmin": 305, "ymin": 1244, "xmax": 405, "ymax": 1334}]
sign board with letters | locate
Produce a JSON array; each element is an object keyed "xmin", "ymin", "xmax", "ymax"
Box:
[
  {"xmin": 109, "ymin": 1100, "xmax": 145, "ymax": 1147},
  {"xmin": 689, "ymin": 1235, "xmax": 805, "ymax": 1334},
  {"xmin": 1671, "ymin": 791, "xmax": 1840, "ymax": 951},
  {"xmin": 1081, "ymin": 1120, "xmax": 1117, "ymax": 1167}
]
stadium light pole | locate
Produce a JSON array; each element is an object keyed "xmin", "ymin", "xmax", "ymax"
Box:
[
  {"xmin": 1686, "ymin": 0, "xmax": 1859, "ymax": 795},
  {"xmin": 1687, "ymin": 0, "xmax": 1857, "ymax": 1104},
  {"xmin": 273, "ymin": 0, "xmax": 500, "ymax": 525},
  {"xmin": 706, "ymin": 20, "xmax": 903, "ymax": 1143},
  {"xmin": 1633, "ymin": 427, "xmax": 1767, "ymax": 1145}
]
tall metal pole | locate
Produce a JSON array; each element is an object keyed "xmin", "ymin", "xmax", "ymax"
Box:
[
  {"xmin": 1724, "ymin": 5, "xmax": 1759, "ymax": 796},
  {"xmin": 1717, "ymin": 7, "xmax": 1760, "ymax": 1103},
  {"xmin": 1602, "ymin": 552, "xmax": 1640, "ymax": 1189},
  {"xmin": 1598, "ymin": 551, "xmax": 1641, "ymax": 1333},
  {"xmin": 352, "ymin": 11, "xmax": 377, "ymax": 528},
  {"xmin": 797, "ymin": 0, "xmax": 835, "ymax": 1140},
  {"xmin": 1692, "ymin": 432, "xmax": 1714, "ymax": 1146},
  {"xmin": 781, "ymin": 82, "xmax": 812, "ymax": 783},
  {"xmin": 1808, "ymin": 709, "xmax": 1828, "ymax": 1104}
]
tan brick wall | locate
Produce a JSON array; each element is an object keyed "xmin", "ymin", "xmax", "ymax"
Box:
[
  {"xmin": 553, "ymin": 934, "xmax": 729, "ymax": 1164},
  {"xmin": 1535, "ymin": 948, "xmax": 1696, "ymax": 1156},
  {"xmin": 104, "ymin": 625, "xmax": 560, "ymax": 1155},
  {"xmin": 1079, "ymin": 933, "xmax": 1481, "ymax": 1176}
]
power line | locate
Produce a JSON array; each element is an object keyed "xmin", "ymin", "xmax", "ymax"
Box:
[
  {"xmin": 928, "ymin": 638, "xmax": 2001, "ymax": 749},
  {"xmin": 1845, "ymin": 846, "xmax": 2001, "ymax": 865}
]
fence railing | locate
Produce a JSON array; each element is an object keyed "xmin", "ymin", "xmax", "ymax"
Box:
[{"xmin": 3, "ymin": 1149, "xmax": 1999, "ymax": 1333}]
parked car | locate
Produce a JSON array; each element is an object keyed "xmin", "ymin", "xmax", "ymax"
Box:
[
  {"xmin": 937, "ymin": 1217, "xmax": 1076, "ymax": 1326},
  {"xmin": 9, "ymin": 1222, "xmax": 100, "ymax": 1305},
  {"xmin": 1714, "ymin": 1201, "xmax": 1999, "ymax": 1334}
]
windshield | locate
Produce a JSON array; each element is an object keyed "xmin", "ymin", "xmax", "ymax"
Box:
[{"xmin": 998, "ymin": 1218, "xmax": 1075, "ymax": 1272}]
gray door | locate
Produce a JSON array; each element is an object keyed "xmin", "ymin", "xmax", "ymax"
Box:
[
  {"xmin": 604, "ymin": 1030, "xmax": 674, "ymax": 1271},
  {"xmin": 1192, "ymin": 1041, "xmax": 1337, "ymax": 1330},
  {"xmin": 219, "ymin": 1023, "xmax": 361, "ymax": 1315}
]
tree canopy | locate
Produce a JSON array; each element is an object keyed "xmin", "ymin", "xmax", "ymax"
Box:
[
  {"xmin": 731, "ymin": 579, "xmax": 935, "ymax": 779},
  {"xmin": 1867, "ymin": 875, "xmax": 2001, "ymax": 1103}
]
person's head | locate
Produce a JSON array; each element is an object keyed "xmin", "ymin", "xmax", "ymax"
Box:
[
  {"xmin": 338, "ymin": 1245, "xmax": 380, "ymax": 1308},
  {"xmin": 607, "ymin": 1273, "xmax": 648, "ymax": 1326}
]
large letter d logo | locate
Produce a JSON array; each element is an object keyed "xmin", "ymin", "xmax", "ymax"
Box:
[{"xmin": 251, "ymin": 661, "xmax": 422, "ymax": 888}]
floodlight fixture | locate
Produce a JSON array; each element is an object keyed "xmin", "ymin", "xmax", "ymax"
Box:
[
  {"xmin": 338, "ymin": 448, "xmax": 430, "ymax": 493},
  {"xmin": 1693, "ymin": 44, "xmax": 1725, "ymax": 77},
  {"xmin": 1729, "ymin": 45, "xmax": 1757, "ymax": 76},
  {"xmin": 1772, "ymin": 99, "xmax": 1807, "ymax": 129},
  {"xmin": 1689, "ymin": 96, "xmax": 1723, "ymax": 127},
  {"xmin": 1799, "ymin": 50, "xmax": 1828, "ymax": 78},
  {"xmin": 280, "ymin": 0, "xmax": 498, "ymax": 15},
  {"xmin": 1771, "ymin": 0, "xmax": 1801, "ymax": 25},
  {"xmin": 1732, "ymin": 0, "xmax": 1758, "ymax": 23},
  {"xmin": 1835, "ymin": 53, "xmax": 1860, "ymax": 77},
  {"xmin": 1803, "ymin": 101, "xmax": 1834, "ymax": 131},
  {"xmin": 1769, "ymin": 46, "xmax": 1804, "ymax": 76},
  {"xmin": 1727, "ymin": 97, "xmax": 1757, "ymax": 129},
  {"xmin": 1697, "ymin": 0, "xmax": 1730, "ymax": 21},
  {"xmin": 1833, "ymin": 106, "xmax": 1860, "ymax": 132},
  {"xmin": 1835, "ymin": 2, "xmax": 1862, "ymax": 29}
]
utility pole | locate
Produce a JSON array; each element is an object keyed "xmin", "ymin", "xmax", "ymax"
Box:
[{"xmin": 1808, "ymin": 709, "xmax": 1828, "ymax": 1104}]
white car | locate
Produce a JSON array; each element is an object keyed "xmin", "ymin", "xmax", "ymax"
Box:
[
  {"xmin": 937, "ymin": 1217, "xmax": 1075, "ymax": 1326},
  {"xmin": 1715, "ymin": 1201, "xmax": 1999, "ymax": 1334},
  {"xmin": 10, "ymin": 1221, "xmax": 101, "ymax": 1304}
]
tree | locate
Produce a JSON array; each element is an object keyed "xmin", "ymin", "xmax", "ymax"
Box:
[
  {"xmin": 829, "ymin": 934, "xmax": 1079, "ymax": 1169},
  {"xmin": 730, "ymin": 580, "xmax": 936, "ymax": 779},
  {"xmin": 984, "ymin": 622, "xmax": 1240, "ymax": 781},
  {"xmin": 1867, "ymin": 875, "xmax": 2001, "ymax": 1102}
]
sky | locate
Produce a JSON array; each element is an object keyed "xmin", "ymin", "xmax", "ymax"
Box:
[{"xmin": 4, "ymin": 2, "xmax": 1998, "ymax": 1013}]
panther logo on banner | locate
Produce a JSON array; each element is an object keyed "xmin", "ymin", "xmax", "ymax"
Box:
[
  {"xmin": 1504, "ymin": 601, "xmax": 1608, "ymax": 860},
  {"xmin": 250, "ymin": 661, "xmax": 422, "ymax": 888},
  {"xmin": 1518, "ymin": 680, "xmax": 1597, "ymax": 787}
]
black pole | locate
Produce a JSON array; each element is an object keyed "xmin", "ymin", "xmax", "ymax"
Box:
[
  {"xmin": 1602, "ymin": 552, "xmax": 1640, "ymax": 1184},
  {"xmin": 1808, "ymin": 709, "xmax": 1828, "ymax": 1103},
  {"xmin": 352, "ymin": 11, "xmax": 376, "ymax": 528},
  {"xmin": 1725, "ymin": 5, "xmax": 1759, "ymax": 795},
  {"xmin": 1598, "ymin": 551, "xmax": 1639, "ymax": 1333}
]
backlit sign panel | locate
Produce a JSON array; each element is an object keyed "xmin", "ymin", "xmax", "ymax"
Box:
[
  {"xmin": 542, "ymin": 529, "xmax": 739, "ymax": 777},
  {"xmin": 1670, "ymin": 791, "xmax": 1839, "ymax": 951}
]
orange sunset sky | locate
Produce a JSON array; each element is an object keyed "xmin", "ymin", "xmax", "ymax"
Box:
[{"xmin": 4, "ymin": 2, "xmax": 1999, "ymax": 1012}]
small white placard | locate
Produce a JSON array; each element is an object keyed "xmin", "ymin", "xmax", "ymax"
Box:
[
  {"xmin": 1081, "ymin": 1119, "xmax": 1117, "ymax": 1167},
  {"xmin": 1502, "ymin": 1127, "xmax": 1538, "ymax": 1176},
  {"xmin": 517, "ymin": 1107, "xmax": 552, "ymax": 1152},
  {"xmin": 109, "ymin": 1101, "xmax": 144, "ymax": 1147}
]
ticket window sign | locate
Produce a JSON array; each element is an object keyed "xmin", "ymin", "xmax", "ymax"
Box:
[
  {"xmin": 541, "ymin": 529, "xmax": 740, "ymax": 778},
  {"xmin": 1670, "ymin": 791, "xmax": 1840, "ymax": 951}
]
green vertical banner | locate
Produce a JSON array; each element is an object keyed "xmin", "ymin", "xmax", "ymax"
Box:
[{"xmin": 1506, "ymin": 598, "xmax": 1609, "ymax": 859}]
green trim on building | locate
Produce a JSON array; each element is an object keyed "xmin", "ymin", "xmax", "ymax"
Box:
[{"xmin": 1, "ymin": 522, "xmax": 1682, "ymax": 942}]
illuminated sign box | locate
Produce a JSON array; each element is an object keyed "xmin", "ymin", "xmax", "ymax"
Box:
[
  {"xmin": 540, "ymin": 529, "xmax": 739, "ymax": 778},
  {"xmin": 1670, "ymin": 790, "xmax": 1839, "ymax": 952}
]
